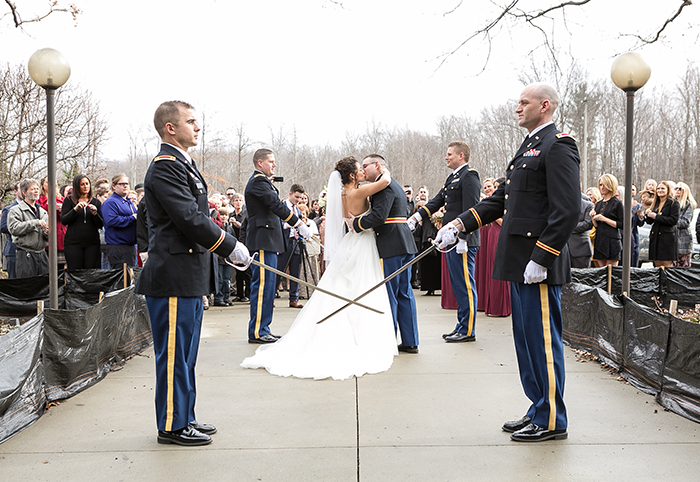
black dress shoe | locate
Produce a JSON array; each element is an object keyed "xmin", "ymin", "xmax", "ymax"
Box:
[
  {"xmin": 248, "ymin": 334, "xmax": 278, "ymax": 344},
  {"xmin": 442, "ymin": 329, "xmax": 457, "ymax": 339},
  {"xmin": 445, "ymin": 332, "xmax": 476, "ymax": 343},
  {"xmin": 238, "ymin": 297, "xmax": 250, "ymax": 302},
  {"xmin": 189, "ymin": 421, "xmax": 217, "ymax": 435},
  {"xmin": 269, "ymin": 333, "xmax": 282, "ymax": 339},
  {"xmin": 157, "ymin": 426, "xmax": 212, "ymax": 446},
  {"xmin": 203, "ymin": 305, "xmax": 209, "ymax": 310},
  {"xmin": 510, "ymin": 423, "xmax": 567, "ymax": 442},
  {"xmin": 397, "ymin": 344, "xmax": 419, "ymax": 354},
  {"xmin": 502, "ymin": 416, "xmax": 531, "ymax": 433},
  {"xmin": 213, "ymin": 300, "xmax": 228, "ymax": 307}
]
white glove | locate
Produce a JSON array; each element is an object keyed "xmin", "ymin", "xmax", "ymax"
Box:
[
  {"xmin": 296, "ymin": 222, "xmax": 312, "ymax": 240},
  {"xmin": 139, "ymin": 252, "xmax": 149, "ymax": 264},
  {"xmin": 523, "ymin": 260, "xmax": 547, "ymax": 284},
  {"xmin": 227, "ymin": 242, "xmax": 252, "ymax": 269},
  {"xmin": 434, "ymin": 223, "xmax": 459, "ymax": 249},
  {"xmin": 456, "ymin": 239, "xmax": 468, "ymax": 254},
  {"xmin": 406, "ymin": 213, "xmax": 421, "ymax": 232}
]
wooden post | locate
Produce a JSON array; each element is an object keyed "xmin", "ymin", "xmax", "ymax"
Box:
[
  {"xmin": 669, "ymin": 300, "xmax": 678, "ymax": 316},
  {"xmin": 98, "ymin": 292, "xmax": 104, "ymax": 303},
  {"xmin": 607, "ymin": 265, "xmax": 612, "ymax": 295},
  {"xmin": 37, "ymin": 300, "xmax": 44, "ymax": 314},
  {"xmin": 123, "ymin": 263, "xmax": 128, "ymax": 289}
]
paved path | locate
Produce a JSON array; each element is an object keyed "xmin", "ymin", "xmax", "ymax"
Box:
[{"xmin": 1, "ymin": 291, "xmax": 698, "ymax": 481}]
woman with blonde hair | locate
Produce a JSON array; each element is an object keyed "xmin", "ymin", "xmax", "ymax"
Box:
[
  {"xmin": 673, "ymin": 182, "xmax": 697, "ymax": 267},
  {"xmin": 586, "ymin": 186, "xmax": 602, "ymax": 205},
  {"xmin": 590, "ymin": 174, "xmax": 625, "ymax": 267},
  {"xmin": 645, "ymin": 180, "xmax": 680, "ymax": 268}
]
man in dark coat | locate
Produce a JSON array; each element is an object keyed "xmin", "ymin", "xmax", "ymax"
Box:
[
  {"xmin": 136, "ymin": 101, "xmax": 251, "ymax": 447},
  {"xmin": 435, "ymin": 83, "xmax": 580, "ymax": 443},
  {"xmin": 567, "ymin": 192, "xmax": 594, "ymax": 268},
  {"xmin": 244, "ymin": 149, "xmax": 311, "ymax": 343},
  {"xmin": 408, "ymin": 141, "xmax": 481, "ymax": 342},
  {"xmin": 353, "ymin": 154, "xmax": 419, "ymax": 353}
]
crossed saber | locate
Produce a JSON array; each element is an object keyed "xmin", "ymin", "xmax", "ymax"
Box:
[{"xmin": 232, "ymin": 243, "xmax": 437, "ymax": 323}]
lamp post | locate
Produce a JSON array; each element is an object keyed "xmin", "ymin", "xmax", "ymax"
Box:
[
  {"xmin": 610, "ymin": 52, "xmax": 651, "ymax": 297},
  {"xmin": 27, "ymin": 48, "xmax": 71, "ymax": 310}
]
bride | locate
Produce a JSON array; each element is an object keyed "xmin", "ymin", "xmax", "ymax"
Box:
[{"xmin": 240, "ymin": 157, "xmax": 398, "ymax": 380}]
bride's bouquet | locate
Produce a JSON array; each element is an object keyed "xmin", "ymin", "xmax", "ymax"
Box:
[{"xmin": 317, "ymin": 186, "xmax": 328, "ymax": 214}]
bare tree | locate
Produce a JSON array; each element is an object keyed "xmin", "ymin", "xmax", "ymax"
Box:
[
  {"xmin": 0, "ymin": 62, "xmax": 108, "ymax": 202},
  {"xmin": 2, "ymin": 0, "xmax": 80, "ymax": 28}
]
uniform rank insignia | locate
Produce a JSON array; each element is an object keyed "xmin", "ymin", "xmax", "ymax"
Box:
[
  {"xmin": 556, "ymin": 133, "xmax": 577, "ymax": 141},
  {"xmin": 450, "ymin": 177, "xmax": 460, "ymax": 183},
  {"xmin": 154, "ymin": 155, "xmax": 176, "ymax": 162},
  {"xmin": 523, "ymin": 149, "xmax": 540, "ymax": 157}
]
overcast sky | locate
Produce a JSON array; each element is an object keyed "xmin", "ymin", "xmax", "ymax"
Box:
[{"xmin": 2, "ymin": 1, "xmax": 700, "ymax": 160}]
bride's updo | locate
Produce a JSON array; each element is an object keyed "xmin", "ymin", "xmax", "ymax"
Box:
[{"xmin": 335, "ymin": 156, "xmax": 358, "ymax": 185}]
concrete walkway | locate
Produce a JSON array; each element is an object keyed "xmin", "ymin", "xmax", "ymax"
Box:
[{"xmin": 1, "ymin": 290, "xmax": 698, "ymax": 481}]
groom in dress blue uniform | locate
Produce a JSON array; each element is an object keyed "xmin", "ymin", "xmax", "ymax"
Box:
[
  {"xmin": 353, "ymin": 154, "xmax": 419, "ymax": 353},
  {"xmin": 136, "ymin": 101, "xmax": 251, "ymax": 446},
  {"xmin": 407, "ymin": 141, "xmax": 481, "ymax": 342},
  {"xmin": 244, "ymin": 149, "xmax": 311, "ymax": 343},
  {"xmin": 435, "ymin": 83, "xmax": 580, "ymax": 442}
]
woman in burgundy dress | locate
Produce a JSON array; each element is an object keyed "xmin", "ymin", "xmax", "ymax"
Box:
[{"xmin": 480, "ymin": 178, "xmax": 510, "ymax": 317}]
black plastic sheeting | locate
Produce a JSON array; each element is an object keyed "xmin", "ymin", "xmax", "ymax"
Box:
[
  {"xmin": 0, "ymin": 270, "xmax": 150, "ymax": 444},
  {"xmin": 571, "ymin": 266, "xmax": 700, "ymax": 309},
  {"xmin": 563, "ymin": 283, "xmax": 700, "ymax": 424}
]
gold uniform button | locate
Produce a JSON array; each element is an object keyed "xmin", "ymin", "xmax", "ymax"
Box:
[
  {"xmin": 504, "ymin": 209, "xmax": 508, "ymax": 215},
  {"xmin": 510, "ymin": 165, "xmax": 514, "ymax": 170},
  {"xmin": 506, "ymin": 179, "xmax": 511, "ymax": 185},
  {"xmin": 522, "ymin": 163, "xmax": 527, "ymax": 168},
  {"xmin": 188, "ymin": 248, "xmax": 193, "ymax": 253},
  {"xmin": 527, "ymin": 232, "xmax": 532, "ymax": 237},
  {"xmin": 505, "ymin": 194, "xmax": 509, "ymax": 200}
]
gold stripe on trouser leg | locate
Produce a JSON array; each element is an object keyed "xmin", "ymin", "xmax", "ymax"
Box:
[
  {"xmin": 461, "ymin": 252, "xmax": 474, "ymax": 336},
  {"xmin": 254, "ymin": 250, "xmax": 264, "ymax": 339},
  {"xmin": 379, "ymin": 258, "xmax": 384, "ymax": 277},
  {"xmin": 165, "ymin": 297, "xmax": 178, "ymax": 431},
  {"xmin": 539, "ymin": 284, "xmax": 557, "ymax": 430}
]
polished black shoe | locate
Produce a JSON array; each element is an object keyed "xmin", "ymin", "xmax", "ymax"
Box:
[
  {"xmin": 157, "ymin": 426, "xmax": 212, "ymax": 446},
  {"xmin": 274, "ymin": 292, "xmax": 281, "ymax": 299},
  {"xmin": 238, "ymin": 297, "xmax": 250, "ymax": 302},
  {"xmin": 397, "ymin": 344, "xmax": 419, "ymax": 354},
  {"xmin": 203, "ymin": 305, "xmax": 209, "ymax": 310},
  {"xmin": 269, "ymin": 333, "xmax": 282, "ymax": 340},
  {"xmin": 502, "ymin": 416, "xmax": 531, "ymax": 433},
  {"xmin": 213, "ymin": 300, "xmax": 229, "ymax": 307},
  {"xmin": 442, "ymin": 329, "xmax": 457, "ymax": 339},
  {"xmin": 189, "ymin": 421, "xmax": 217, "ymax": 435},
  {"xmin": 248, "ymin": 334, "xmax": 278, "ymax": 344},
  {"xmin": 510, "ymin": 423, "xmax": 567, "ymax": 442},
  {"xmin": 445, "ymin": 332, "xmax": 476, "ymax": 343}
]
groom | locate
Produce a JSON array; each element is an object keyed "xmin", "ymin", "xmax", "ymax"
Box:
[{"xmin": 353, "ymin": 154, "xmax": 419, "ymax": 353}]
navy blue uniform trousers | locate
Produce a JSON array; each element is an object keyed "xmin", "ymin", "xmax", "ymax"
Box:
[
  {"xmin": 510, "ymin": 282, "xmax": 567, "ymax": 431},
  {"xmin": 446, "ymin": 247, "xmax": 478, "ymax": 336},
  {"xmin": 248, "ymin": 250, "xmax": 277, "ymax": 339},
  {"xmin": 146, "ymin": 296, "xmax": 203, "ymax": 432},
  {"xmin": 382, "ymin": 254, "xmax": 418, "ymax": 346}
]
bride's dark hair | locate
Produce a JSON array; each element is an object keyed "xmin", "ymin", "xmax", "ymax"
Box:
[{"xmin": 334, "ymin": 156, "xmax": 359, "ymax": 185}]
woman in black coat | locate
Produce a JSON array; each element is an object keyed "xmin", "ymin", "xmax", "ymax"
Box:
[
  {"xmin": 645, "ymin": 180, "xmax": 680, "ymax": 267},
  {"xmin": 590, "ymin": 174, "xmax": 625, "ymax": 267},
  {"xmin": 60, "ymin": 174, "xmax": 103, "ymax": 269}
]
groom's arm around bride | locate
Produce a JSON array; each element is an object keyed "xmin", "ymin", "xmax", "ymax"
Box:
[{"xmin": 352, "ymin": 154, "xmax": 420, "ymax": 353}]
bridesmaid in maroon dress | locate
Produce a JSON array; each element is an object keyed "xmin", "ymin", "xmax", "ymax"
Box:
[
  {"xmin": 474, "ymin": 178, "xmax": 495, "ymax": 311},
  {"xmin": 481, "ymin": 177, "xmax": 511, "ymax": 316}
]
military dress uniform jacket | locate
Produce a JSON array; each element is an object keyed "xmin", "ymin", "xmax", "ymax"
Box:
[
  {"xmin": 244, "ymin": 171, "xmax": 299, "ymax": 253},
  {"xmin": 416, "ymin": 164, "xmax": 481, "ymax": 247},
  {"xmin": 352, "ymin": 178, "xmax": 417, "ymax": 259},
  {"xmin": 457, "ymin": 124, "xmax": 580, "ymax": 284},
  {"xmin": 135, "ymin": 144, "xmax": 237, "ymax": 298}
]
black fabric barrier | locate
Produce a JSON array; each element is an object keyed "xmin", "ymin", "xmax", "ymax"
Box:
[
  {"xmin": 0, "ymin": 274, "xmax": 151, "ymax": 444},
  {"xmin": 572, "ymin": 266, "xmax": 700, "ymax": 309},
  {"xmin": 563, "ymin": 282, "xmax": 700, "ymax": 424}
]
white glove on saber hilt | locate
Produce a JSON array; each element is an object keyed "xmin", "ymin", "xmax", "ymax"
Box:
[
  {"xmin": 406, "ymin": 212, "xmax": 421, "ymax": 232},
  {"xmin": 434, "ymin": 223, "xmax": 459, "ymax": 249},
  {"xmin": 523, "ymin": 260, "xmax": 547, "ymax": 284},
  {"xmin": 295, "ymin": 221, "xmax": 312, "ymax": 240},
  {"xmin": 456, "ymin": 239, "xmax": 468, "ymax": 254},
  {"xmin": 227, "ymin": 242, "xmax": 253, "ymax": 270}
]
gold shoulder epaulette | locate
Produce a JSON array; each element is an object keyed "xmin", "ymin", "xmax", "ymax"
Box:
[
  {"xmin": 154, "ymin": 155, "xmax": 176, "ymax": 162},
  {"xmin": 254, "ymin": 173, "xmax": 268, "ymax": 179},
  {"xmin": 556, "ymin": 133, "xmax": 577, "ymax": 141},
  {"xmin": 468, "ymin": 167, "xmax": 478, "ymax": 172}
]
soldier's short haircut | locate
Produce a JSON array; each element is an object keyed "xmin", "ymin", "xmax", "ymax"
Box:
[
  {"xmin": 448, "ymin": 141, "xmax": 471, "ymax": 163},
  {"xmin": 253, "ymin": 148, "xmax": 274, "ymax": 167},
  {"xmin": 154, "ymin": 101, "xmax": 194, "ymax": 138},
  {"xmin": 364, "ymin": 154, "xmax": 387, "ymax": 169}
]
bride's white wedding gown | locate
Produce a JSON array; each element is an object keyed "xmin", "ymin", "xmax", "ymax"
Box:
[{"xmin": 240, "ymin": 214, "xmax": 398, "ymax": 380}]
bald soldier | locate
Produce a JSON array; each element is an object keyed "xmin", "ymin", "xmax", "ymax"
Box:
[{"xmin": 435, "ymin": 83, "xmax": 580, "ymax": 443}]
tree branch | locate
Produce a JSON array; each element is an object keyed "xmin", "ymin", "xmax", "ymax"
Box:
[
  {"xmin": 3, "ymin": 0, "xmax": 81, "ymax": 28},
  {"xmin": 621, "ymin": 0, "xmax": 692, "ymax": 44}
]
